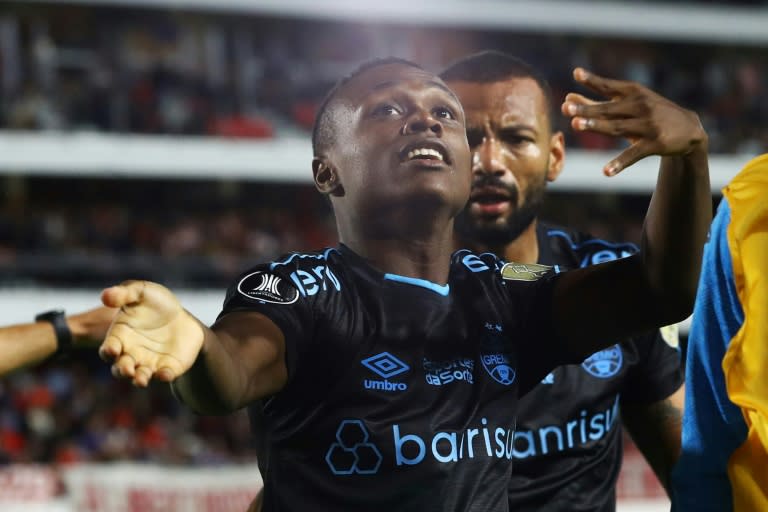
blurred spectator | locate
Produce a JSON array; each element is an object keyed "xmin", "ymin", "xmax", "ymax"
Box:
[
  {"xmin": 0, "ymin": 179, "xmax": 338, "ymax": 287},
  {"xmin": 0, "ymin": 353, "xmax": 260, "ymax": 466},
  {"xmin": 0, "ymin": 176, "xmax": 660, "ymax": 288},
  {"xmin": 0, "ymin": 4, "xmax": 765, "ymax": 153}
]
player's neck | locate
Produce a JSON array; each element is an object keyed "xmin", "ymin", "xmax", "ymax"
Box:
[
  {"xmin": 501, "ymin": 219, "xmax": 540, "ymax": 264},
  {"xmin": 340, "ymin": 229, "xmax": 455, "ymax": 285}
]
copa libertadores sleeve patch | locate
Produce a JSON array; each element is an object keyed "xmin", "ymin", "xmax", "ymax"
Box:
[
  {"xmin": 237, "ymin": 270, "xmax": 300, "ymax": 304},
  {"xmin": 659, "ymin": 323, "xmax": 680, "ymax": 349},
  {"xmin": 500, "ymin": 262, "xmax": 552, "ymax": 282}
]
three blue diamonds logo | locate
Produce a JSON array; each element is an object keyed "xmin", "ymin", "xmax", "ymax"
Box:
[
  {"xmin": 361, "ymin": 352, "xmax": 410, "ymax": 379},
  {"xmin": 362, "ymin": 352, "xmax": 409, "ymax": 392}
]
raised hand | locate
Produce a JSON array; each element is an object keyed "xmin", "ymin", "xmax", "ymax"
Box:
[
  {"xmin": 562, "ymin": 68, "xmax": 707, "ymax": 176},
  {"xmin": 99, "ymin": 280, "xmax": 204, "ymax": 387}
]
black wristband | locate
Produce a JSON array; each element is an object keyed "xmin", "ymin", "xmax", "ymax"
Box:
[{"xmin": 35, "ymin": 309, "xmax": 73, "ymax": 354}]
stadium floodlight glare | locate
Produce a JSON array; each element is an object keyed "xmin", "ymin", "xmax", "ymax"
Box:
[{"xmin": 27, "ymin": 0, "xmax": 768, "ymax": 46}]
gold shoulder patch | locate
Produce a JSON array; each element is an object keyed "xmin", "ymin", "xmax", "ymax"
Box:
[
  {"xmin": 500, "ymin": 262, "xmax": 552, "ymax": 282},
  {"xmin": 659, "ymin": 324, "xmax": 680, "ymax": 349}
]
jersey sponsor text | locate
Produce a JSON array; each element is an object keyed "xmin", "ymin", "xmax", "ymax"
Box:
[{"xmin": 512, "ymin": 396, "xmax": 620, "ymax": 459}]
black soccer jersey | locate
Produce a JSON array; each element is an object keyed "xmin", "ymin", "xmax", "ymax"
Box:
[
  {"xmin": 220, "ymin": 244, "xmax": 580, "ymax": 511},
  {"xmin": 506, "ymin": 223, "xmax": 683, "ymax": 512}
]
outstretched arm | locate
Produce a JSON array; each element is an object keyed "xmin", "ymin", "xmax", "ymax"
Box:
[
  {"xmin": 99, "ymin": 281, "xmax": 287, "ymax": 414},
  {"xmin": 0, "ymin": 306, "xmax": 116, "ymax": 374},
  {"xmin": 555, "ymin": 68, "xmax": 711, "ymax": 360}
]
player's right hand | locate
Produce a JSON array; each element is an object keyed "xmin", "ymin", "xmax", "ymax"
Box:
[{"xmin": 99, "ymin": 280, "xmax": 204, "ymax": 387}]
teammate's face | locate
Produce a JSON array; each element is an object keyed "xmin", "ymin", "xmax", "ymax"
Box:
[
  {"xmin": 322, "ymin": 64, "xmax": 471, "ymax": 229},
  {"xmin": 448, "ymin": 77, "xmax": 564, "ymax": 246}
]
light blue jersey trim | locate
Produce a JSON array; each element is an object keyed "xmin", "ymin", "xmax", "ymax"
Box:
[
  {"xmin": 547, "ymin": 229, "xmax": 639, "ymax": 252},
  {"xmin": 453, "ymin": 248, "xmax": 497, "ymax": 259},
  {"xmin": 270, "ymin": 248, "xmax": 338, "ymax": 270},
  {"xmin": 383, "ymin": 273, "xmax": 450, "ymax": 296}
]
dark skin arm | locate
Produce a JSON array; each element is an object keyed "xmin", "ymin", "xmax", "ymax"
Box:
[
  {"xmin": 555, "ymin": 69, "xmax": 711, "ymax": 361},
  {"xmin": 621, "ymin": 385, "xmax": 685, "ymax": 495},
  {"xmin": 99, "ymin": 282, "xmax": 287, "ymax": 414},
  {"xmin": 170, "ymin": 311, "xmax": 288, "ymax": 414}
]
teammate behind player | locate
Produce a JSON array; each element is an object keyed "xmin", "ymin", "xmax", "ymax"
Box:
[
  {"xmin": 0, "ymin": 306, "xmax": 115, "ymax": 375},
  {"xmin": 672, "ymin": 153, "xmax": 768, "ymax": 511},
  {"xmin": 99, "ymin": 59, "xmax": 710, "ymax": 511},
  {"xmin": 441, "ymin": 51, "xmax": 685, "ymax": 511}
]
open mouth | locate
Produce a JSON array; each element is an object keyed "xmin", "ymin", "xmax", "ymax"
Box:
[
  {"xmin": 469, "ymin": 187, "xmax": 512, "ymax": 216},
  {"xmin": 399, "ymin": 141, "xmax": 451, "ymax": 165},
  {"xmin": 470, "ymin": 187, "xmax": 511, "ymax": 204}
]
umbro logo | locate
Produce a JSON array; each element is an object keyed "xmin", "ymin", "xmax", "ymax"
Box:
[
  {"xmin": 362, "ymin": 352, "xmax": 409, "ymax": 392},
  {"xmin": 362, "ymin": 352, "xmax": 410, "ymax": 379}
]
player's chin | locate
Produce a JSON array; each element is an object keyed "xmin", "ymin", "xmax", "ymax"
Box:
[
  {"xmin": 463, "ymin": 211, "xmax": 506, "ymax": 232},
  {"xmin": 412, "ymin": 180, "xmax": 467, "ymax": 210}
]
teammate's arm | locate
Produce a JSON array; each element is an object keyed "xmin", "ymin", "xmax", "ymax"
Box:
[
  {"xmin": 0, "ymin": 306, "xmax": 116, "ymax": 375},
  {"xmin": 621, "ymin": 385, "xmax": 685, "ymax": 494},
  {"xmin": 553, "ymin": 69, "xmax": 711, "ymax": 361},
  {"xmin": 99, "ymin": 281, "xmax": 287, "ymax": 414}
]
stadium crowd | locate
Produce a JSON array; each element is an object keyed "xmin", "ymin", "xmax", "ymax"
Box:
[
  {"xmin": 0, "ymin": 178, "xmax": 657, "ymax": 288},
  {"xmin": 0, "ymin": 3, "xmax": 766, "ymax": 154},
  {"xmin": 0, "ymin": 180, "xmax": 337, "ymax": 287},
  {"xmin": 0, "ymin": 353, "xmax": 258, "ymax": 466}
]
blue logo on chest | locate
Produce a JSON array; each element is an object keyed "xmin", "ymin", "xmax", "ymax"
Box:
[
  {"xmin": 362, "ymin": 352, "xmax": 409, "ymax": 378},
  {"xmin": 326, "ymin": 419, "xmax": 382, "ymax": 475},
  {"xmin": 581, "ymin": 345, "xmax": 623, "ymax": 378},
  {"xmin": 361, "ymin": 352, "xmax": 410, "ymax": 392},
  {"xmin": 480, "ymin": 323, "xmax": 516, "ymax": 386}
]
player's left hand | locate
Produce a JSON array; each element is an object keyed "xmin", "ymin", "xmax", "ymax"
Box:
[
  {"xmin": 99, "ymin": 280, "xmax": 205, "ymax": 387},
  {"xmin": 562, "ymin": 67, "xmax": 707, "ymax": 176}
]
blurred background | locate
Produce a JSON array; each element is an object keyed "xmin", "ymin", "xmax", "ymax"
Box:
[{"xmin": 0, "ymin": 0, "xmax": 766, "ymax": 510}]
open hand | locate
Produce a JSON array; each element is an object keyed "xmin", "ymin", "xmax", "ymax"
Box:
[
  {"xmin": 562, "ymin": 68, "xmax": 707, "ymax": 176},
  {"xmin": 99, "ymin": 280, "xmax": 204, "ymax": 387}
]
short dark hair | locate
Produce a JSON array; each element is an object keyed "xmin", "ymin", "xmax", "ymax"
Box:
[
  {"xmin": 439, "ymin": 50, "xmax": 555, "ymax": 129},
  {"xmin": 311, "ymin": 57, "xmax": 424, "ymax": 157}
]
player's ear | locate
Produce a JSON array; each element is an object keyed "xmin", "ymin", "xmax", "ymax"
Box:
[
  {"xmin": 546, "ymin": 130, "xmax": 565, "ymax": 182},
  {"xmin": 313, "ymin": 157, "xmax": 343, "ymax": 196}
]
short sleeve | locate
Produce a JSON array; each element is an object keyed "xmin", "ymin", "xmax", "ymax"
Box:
[
  {"xmin": 620, "ymin": 327, "xmax": 683, "ymax": 405},
  {"xmin": 499, "ymin": 263, "xmax": 571, "ymax": 394},
  {"xmin": 219, "ymin": 264, "xmax": 314, "ymax": 380}
]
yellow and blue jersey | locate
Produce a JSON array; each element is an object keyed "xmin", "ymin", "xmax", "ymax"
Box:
[{"xmin": 672, "ymin": 153, "xmax": 768, "ymax": 511}]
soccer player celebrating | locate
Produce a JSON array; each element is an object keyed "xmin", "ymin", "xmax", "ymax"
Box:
[
  {"xmin": 99, "ymin": 58, "xmax": 710, "ymax": 510},
  {"xmin": 441, "ymin": 51, "xmax": 684, "ymax": 511}
]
